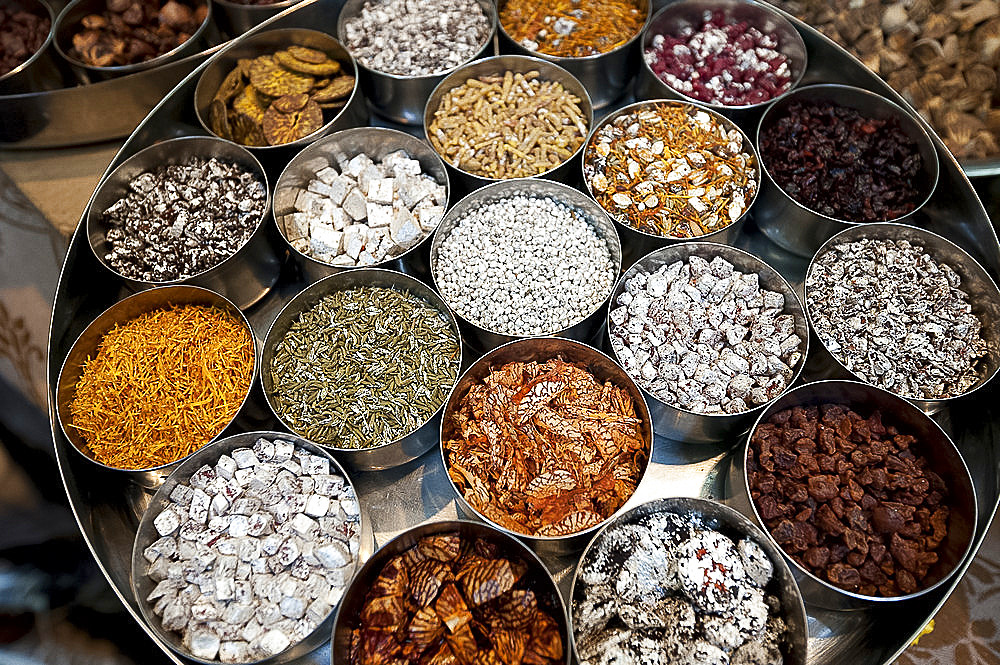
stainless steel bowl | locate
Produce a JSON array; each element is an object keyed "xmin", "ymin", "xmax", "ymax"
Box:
[
  {"xmin": 727, "ymin": 380, "xmax": 978, "ymax": 610},
  {"xmin": 606, "ymin": 241, "xmax": 808, "ymax": 444},
  {"xmin": 439, "ymin": 336, "xmax": 654, "ymax": 556},
  {"xmin": 86, "ymin": 135, "xmax": 279, "ymax": 310},
  {"xmin": 570, "ymin": 496, "xmax": 809, "ymax": 664},
  {"xmin": 634, "ymin": 0, "xmax": 807, "ymax": 127},
  {"xmin": 194, "ymin": 28, "xmax": 367, "ymax": 153},
  {"xmin": 130, "ymin": 431, "xmax": 375, "ymax": 665},
  {"xmin": 754, "ymin": 83, "xmax": 941, "ymax": 257},
  {"xmin": 582, "ymin": 100, "xmax": 760, "ymax": 271},
  {"xmin": 496, "ymin": 0, "xmax": 650, "ymax": 109},
  {"xmin": 423, "ymin": 54, "xmax": 594, "ymax": 194},
  {"xmin": 331, "ymin": 519, "xmax": 571, "ymax": 665},
  {"xmin": 272, "ymin": 126, "xmax": 450, "ymax": 284},
  {"xmin": 336, "ymin": 0, "xmax": 496, "ymax": 125},
  {"xmin": 429, "ymin": 178, "xmax": 621, "ymax": 354},
  {"xmin": 803, "ymin": 223, "xmax": 1000, "ymax": 414},
  {"xmin": 213, "ymin": 0, "xmax": 304, "ymax": 36},
  {"xmin": 0, "ymin": 0, "xmax": 58, "ymax": 94},
  {"xmin": 54, "ymin": 285, "xmax": 258, "ymax": 479},
  {"xmin": 53, "ymin": 0, "xmax": 211, "ymax": 82},
  {"xmin": 261, "ymin": 268, "xmax": 463, "ymax": 471}
]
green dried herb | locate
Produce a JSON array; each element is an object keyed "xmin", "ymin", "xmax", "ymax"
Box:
[{"xmin": 269, "ymin": 286, "xmax": 460, "ymax": 449}]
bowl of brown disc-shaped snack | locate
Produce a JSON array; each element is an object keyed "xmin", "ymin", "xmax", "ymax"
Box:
[{"xmin": 195, "ymin": 27, "xmax": 367, "ymax": 151}]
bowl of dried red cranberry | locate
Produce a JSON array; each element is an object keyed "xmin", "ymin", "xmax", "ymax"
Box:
[
  {"xmin": 754, "ymin": 83, "xmax": 940, "ymax": 257},
  {"xmin": 728, "ymin": 379, "xmax": 978, "ymax": 611},
  {"xmin": 0, "ymin": 0, "xmax": 57, "ymax": 94},
  {"xmin": 635, "ymin": 0, "xmax": 807, "ymax": 123}
]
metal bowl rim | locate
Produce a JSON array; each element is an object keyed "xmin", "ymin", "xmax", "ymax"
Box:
[
  {"xmin": 53, "ymin": 0, "xmax": 212, "ymax": 74},
  {"xmin": 272, "ymin": 126, "xmax": 451, "ymax": 270},
  {"xmin": 582, "ymin": 98, "xmax": 761, "ymax": 240},
  {"xmin": 495, "ymin": 0, "xmax": 652, "ymax": 62},
  {"xmin": 605, "ymin": 240, "xmax": 810, "ymax": 418},
  {"xmin": 213, "ymin": 0, "xmax": 302, "ymax": 10},
  {"xmin": 422, "ymin": 54, "xmax": 595, "ymax": 184},
  {"xmin": 0, "ymin": 0, "xmax": 56, "ymax": 83},
  {"xmin": 567, "ymin": 495, "xmax": 809, "ymax": 662},
  {"xmin": 754, "ymin": 82, "xmax": 941, "ymax": 226},
  {"xmin": 739, "ymin": 378, "xmax": 980, "ymax": 603},
  {"xmin": 85, "ymin": 135, "xmax": 271, "ymax": 286},
  {"xmin": 428, "ymin": 177, "xmax": 622, "ymax": 339},
  {"xmin": 130, "ymin": 430, "xmax": 366, "ymax": 665},
  {"xmin": 193, "ymin": 27, "xmax": 362, "ymax": 151},
  {"xmin": 55, "ymin": 284, "xmax": 259, "ymax": 473},
  {"xmin": 803, "ymin": 221, "xmax": 1000, "ymax": 404},
  {"xmin": 260, "ymin": 267, "xmax": 464, "ymax": 454},
  {"xmin": 438, "ymin": 335, "xmax": 655, "ymax": 543},
  {"xmin": 637, "ymin": 0, "xmax": 808, "ymax": 111},
  {"xmin": 335, "ymin": 0, "xmax": 498, "ymax": 80}
]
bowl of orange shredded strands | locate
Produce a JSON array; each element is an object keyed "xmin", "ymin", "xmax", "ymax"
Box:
[{"xmin": 56, "ymin": 285, "xmax": 257, "ymax": 472}]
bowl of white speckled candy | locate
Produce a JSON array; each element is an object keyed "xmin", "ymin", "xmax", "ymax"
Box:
[
  {"xmin": 131, "ymin": 431, "xmax": 374, "ymax": 665},
  {"xmin": 571, "ymin": 496, "xmax": 808, "ymax": 665}
]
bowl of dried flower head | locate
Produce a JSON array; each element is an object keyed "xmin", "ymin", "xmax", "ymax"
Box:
[
  {"xmin": 440, "ymin": 336, "xmax": 653, "ymax": 554},
  {"xmin": 194, "ymin": 28, "xmax": 365, "ymax": 151},
  {"xmin": 332, "ymin": 519, "xmax": 570, "ymax": 665}
]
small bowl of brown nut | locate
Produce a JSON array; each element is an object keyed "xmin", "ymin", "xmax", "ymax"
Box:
[
  {"xmin": 53, "ymin": 0, "xmax": 210, "ymax": 81},
  {"xmin": 423, "ymin": 54, "xmax": 593, "ymax": 194},
  {"xmin": 194, "ymin": 27, "xmax": 366, "ymax": 152}
]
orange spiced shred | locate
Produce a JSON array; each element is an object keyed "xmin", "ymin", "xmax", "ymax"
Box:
[
  {"xmin": 500, "ymin": 0, "xmax": 646, "ymax": 58},
  {"xmin": 68, "ymin": 304, "xmax": 253, "ymax": 470},
  {"xmin": 443, "ymin": 359, "xmax": 648, "ymax": 537}
]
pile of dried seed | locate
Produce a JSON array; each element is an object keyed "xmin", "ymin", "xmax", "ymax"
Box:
[
  {"xmin": 274, "ymin": 150, "xmax": 446, "ymax": 266},
  {"xmin": 68, "ymin": 0, "xmax": 206, "ymax": 67},
  {"xmin": 749, "ymin": 404, "xmax": 952, "ymax": 597},
  {"xmin": 0, "ymin": 2, "xmax": 50, "ymax": 76},
  {"xmin": 443, "ymin": 358, "xmax": 648, "ymax": 537},
  {"xmin": 770, "ymin": 0, "xmax": 1000, "ymax": 160},
  {"xmin": 574, "ymin": 509, "xmax": 790, "ymax": 665},
  {"xmin": 500, "ymin": 0, "xmax": 646, "ymax": 57},
  {"xmin": 268, "ymin": 287, "xmax": 460, "ymax": 449},
  {"xmin": 428, "ymin": 70, "xmax": 588, "ymax": 179},
  {"xmin": 610, "ymin": 255, "xmax": 803, "ymax": 414},
  {"xmin": 760, "ymin": 100, "xmax": 925, "ymax": 223},
  {"xmin": 806, "ymin": 237, "xmax": 987, "ymax": 399},
  {"xmin": 341, "ymin": 0, "xmax": 490, "ymax": 77},
  {"xmin": 645, "ymin": 11, "xmax": 793, "ymax": 106},
  {"xmin": 207, "ymin": 46, "xmax": 354, "ymax": 147},
  {"xmin": 144, "ymin": 437, "xmax": 361, "ymax": 663},
  {"xmin": 584, "ymin": 102, "xmax": 757, "ymax": 238},
  {"xmin": 434, "ymin": 195, "xmax": 615, "ymax": 336},
  {"xmin": 102, "ymin": 157, "xmax": 267, "ymax": 282},
  {"xmin": 349, "ymin": 532, "xmax": 564, "ymax": 664}
]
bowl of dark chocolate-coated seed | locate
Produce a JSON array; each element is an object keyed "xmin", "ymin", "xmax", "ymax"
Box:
[
  {"xmin": 803, "ymin": 222, "xmax": 1000, "ymax": 414},
  {"xmin": 496, "ymin": 0, "xmax": 651, "ymax": 109},
  {"xmin": 430, "ymin": 177, "xmax": 621, "ymax": 355},
  {"xmin": 582, "ymin": 99, "xmax": 760, "ymax": 270},
  {"xmin": 261, "ymin": 268, "xmax": 463, "ymax": 471},
  {"xmin": 272, "ymin": 127, "xmax": 450, "ymax": 284},
  {"xmin": 194, "ymin": 28, "xmax": 367, "ymax": 152},
  {"xmin": 423, "ymin": 54, "xmax": 593, "ymax": 193},
  {"xmin": 131, "ymin": 431, "xmax": 375, "ymax": 664},
  {"xmin": 635, "ymin": 0, "xmax": 807, "ymax": 126},
  {"xmin": 728, "ymin": 380, "xmax": 978, "ymax": 611},
  {"xmin": 337, "ymin": 0, "xmax": 496, "ymax": 125},
  {"xmin": 754, "ymin": 83, "xmax": 939, "ymax": 257},
  {"xmin": 606, "ymin": 241, "xmax": 808, "ymax": 445},
  {"xmin": 571, "ymin": 496, "xmax": 808, "ymax": 665},
  {"xmin": 85, "ymin": 135, "xmax": 278, "ymax": 310}
]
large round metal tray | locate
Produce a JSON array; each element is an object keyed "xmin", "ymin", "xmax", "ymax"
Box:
[{"xmin": 47, "ymin": 1, "xmax": 1000, "ymax": 664}]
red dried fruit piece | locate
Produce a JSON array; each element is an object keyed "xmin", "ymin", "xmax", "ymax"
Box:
[
  {"xmin": 419, "ymin": 532, "xmax": 462, "ymax": 562},
  {"xmin": 406, "ymin": 606, "xmax": 444, "ymax": 656},
  {"xmin": 435, "ymin": 583, "xmax": 472, "ymax": 633},
  {"xmin": 458, "ymin": 558, "xmax": 516, "ymax": 606},
  {"xmin": 410, "ymin": 558, "xmax": 452, "ymax": 607}
]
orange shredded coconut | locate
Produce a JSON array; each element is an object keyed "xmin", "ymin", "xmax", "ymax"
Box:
[{"xmin": 68, "ymin": 304, "xmax": 254, "ymax": 470}]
